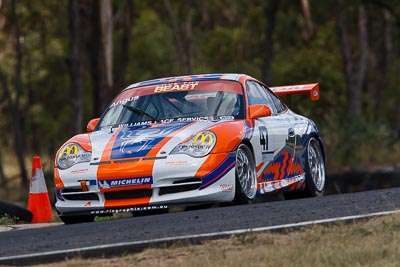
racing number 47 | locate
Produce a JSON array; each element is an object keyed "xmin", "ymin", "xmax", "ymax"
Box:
[{"xmin": 259, "ymin": 126, "xmax": 268, "ymax": 151}]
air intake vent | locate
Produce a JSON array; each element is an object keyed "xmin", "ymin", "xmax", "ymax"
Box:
[
  {"xmin": 159, "ymin": 183, "xmax": 200, "ymax": 196},
  {"xmin": 63, "ymin": 193, "xmax": 99, "ymax": 201},
  {"xmin": 104, "ymin": 189, "xmax": 152, "ymax": 200}
]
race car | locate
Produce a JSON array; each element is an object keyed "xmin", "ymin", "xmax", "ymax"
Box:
[{"xmin": 54, "ymin": 73, "xmax": 326, "ymax": 224}]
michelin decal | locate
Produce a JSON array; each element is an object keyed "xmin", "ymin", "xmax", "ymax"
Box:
[{"xmin": 98, "ymin": 177, "xmax": 153, "ymax": 189}]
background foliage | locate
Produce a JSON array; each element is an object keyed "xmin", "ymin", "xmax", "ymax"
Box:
[{"xmin": 1, "ymin": 0, "xmax": 400, "ymax": 192}]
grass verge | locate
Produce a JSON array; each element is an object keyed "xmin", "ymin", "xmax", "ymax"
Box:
[{"xmin": 27, "ymin": 213, "xmax": 400, "ymax": 267}]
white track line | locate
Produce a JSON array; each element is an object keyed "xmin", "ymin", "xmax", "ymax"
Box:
[{"xmin": 1, "ymin": 209, "xmax": 400, "ymax": 263}]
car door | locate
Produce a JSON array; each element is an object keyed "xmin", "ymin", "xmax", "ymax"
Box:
[
  {"xmin": 263, "ymin": 84, "xmax": 311, "ymax": 162},
  {"xmin": 246, "ymin": 81, "xmax": 294, "ymax": 168}
]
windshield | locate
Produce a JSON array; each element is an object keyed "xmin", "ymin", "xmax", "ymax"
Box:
[{"xmin": 98, "ymin": 80, "xmax": 244, "ymax": 128}]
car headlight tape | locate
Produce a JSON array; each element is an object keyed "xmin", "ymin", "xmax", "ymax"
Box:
[
  {"xmin": 171, "ymin": 131, "xmax": 216, "ymax": 157},
  {"xmin": 57, "ymin": 143, "xmax": 91, "ymax": 169}
]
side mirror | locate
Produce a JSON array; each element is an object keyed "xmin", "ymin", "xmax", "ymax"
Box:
[
  {"xmin": 87, "ymin": 118, "xmax": 100, "ymax": 133},
  {"xmin": 249, "ymin": 105, "xmax": 272, "ymax": 119}
]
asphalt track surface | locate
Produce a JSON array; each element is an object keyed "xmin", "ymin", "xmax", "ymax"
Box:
[{"xmin": 1, "ymin": 187, "xmax": 400, "ymax": 265}]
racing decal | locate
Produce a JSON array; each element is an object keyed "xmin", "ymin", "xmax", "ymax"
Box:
[
  {"xmin": 165, "ymin": 160, "xmax": 187, "ymax": 166},
  {"xmin": 259, "ymin": 126, "xmax": 268, "ymax": 151},
  {"xmin": 186, "ymin": 121, "xmax": 245, "ymax": 189},
  {"xmin": 96, "ymin": 126, "xmax": 152, "ymax": 194},
  {"xmin": 199, "ymin": 154, "xmax": 236, "ymax": 189},
  {"xmin": 256, "ymin": 148, "xmax": 305, "ymax": 194},
  {"xmin": 244, "ymin": 119, "xmax": 254, "ymax": 140},
  {"xmin": 219, "ymin": 116, "xmax": 235, "ymax": 120},
  {"xmin": 176, "ymin": 116, "xmax": 213, "ymax": 122},
  {"xmin": 99, "ymin": 127, "xmax": 123, "ymax": 162},
  {"xmin": 256, "ymin": 149, "xmax": 306, "ymax": 194},
  {"xmin": 96, "ymin": 121, "xmax": 197, "ymax": 209},
  {"xmin": 261, "ymin": 150, "xmax": 303, "ymax": 182},
  {"xmin": 146, "ymin": 121, "xmax": 198, "ymax": 158},
  {"xmin": 259, "ymin": 174, "xmax": 305, "ymax": 194},
  {"xmin": 259, "ymin": 126, "xmax": 274, "ymax": 161},
  {"xmin": 154, "ymin": 82, "xmax": 199, "ymax": 93},
  {"xmin": 98, "ymin": 177, "xmax": 153, "ymax": 189},
  {"xmin": 220, "ymin": 184, "xmax": 233, "ymax": 192},
  {"xmin": 110, "ymin": 96, "xmax": 139, "ymax": 107},
  {"xmin": 110, "ymin": 123, "xmax": 189, "ymax": 159},
  {"xmin": 69, "ymin": 134, "xmax": 92, "ymax": 151},
  {"xmin": 124, "ymin": 79, "xmax": 244, "ymax": 97},
  {"xmin": 195, "ymin": 132, "xmax": 214, "ymax": 142},
  {"xmin": 129, "ymin": 74, "xmax": 226, "ymax": 88},
  {"xmin": 70, "ymin": 168, "xmax": 89, "ymax": 175},
  {"xmin": 194, "ymin": 120, "xmax": 247, "ymax": 189},
  {"xmin": 256, "ymin": 162, "xmax": 266, "ymax": 175},
  {"xmin": 97, "ymin": 159, "xmax": 155, "ymax": 193},
  {"xmin": 207, "ymin": 120, "xmax": 247, "ymax": 153},
  {"xmin": 91, "ymin": 205, "xmax": 168, "ymax": 215},
  {"xmin": 118, "ymin": 121, "xmax": 155, "ymax": 128}
]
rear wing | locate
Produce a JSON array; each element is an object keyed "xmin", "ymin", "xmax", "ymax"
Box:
[{"xmin": 270, "ymin": 83, "xmax": 319, "ymax": 101}]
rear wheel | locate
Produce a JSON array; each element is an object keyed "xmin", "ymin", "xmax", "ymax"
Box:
[
  {"xmin": 304, "ymin": 137, "xmax": 325, "ymax": 197},
  {"xmin": 59, "ymin": 215, "xmax": 95, "ymax": 224},
  {"xmin": 234, "ymin": 144, "xmax": 257, "ymax": 204}
]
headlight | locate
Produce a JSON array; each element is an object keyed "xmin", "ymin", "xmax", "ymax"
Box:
[
  {"xmin": 171, "ymin": 131, "xmax": 216, "ymax": 157},
  {"xmin": 57, "ymin": 143, "xmax": 91, "ymax": 169}
]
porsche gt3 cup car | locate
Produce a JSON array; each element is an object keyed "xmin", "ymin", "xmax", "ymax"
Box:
[{"xmin": 54, "ymin": 73, "xmax": 326, "ymax": 224}]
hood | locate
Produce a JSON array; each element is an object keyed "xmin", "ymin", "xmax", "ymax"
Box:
[
  {"xmin": 89, "ymin": 121, "xmax": 213, "ymax": 161},
  {"xmin": 86, "ymin": 119, "xmax": 249, "ymax": 162}
]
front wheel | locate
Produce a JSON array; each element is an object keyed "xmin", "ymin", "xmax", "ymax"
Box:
[
  {"xmin": 234, "ymin": 144, "xmax": 257, "ymax": 204},
  {"xmin": 304, "ymin": 137, "xmax": 325, "ymax": 197}
]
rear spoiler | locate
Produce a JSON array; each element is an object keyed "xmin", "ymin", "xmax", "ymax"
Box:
[{"xmin": 270, "ymin": 83, "xmax": 319, "ymax": 101}]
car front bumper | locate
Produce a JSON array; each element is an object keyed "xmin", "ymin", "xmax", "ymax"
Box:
[{"xmin": 55, "ymin": 153, "xmax": 236, "ymax": 215}]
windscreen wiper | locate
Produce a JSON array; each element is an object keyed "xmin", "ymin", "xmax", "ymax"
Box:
[{"xmin": 122, "ymin": 104, "xmax": 158, "ymax": 121}]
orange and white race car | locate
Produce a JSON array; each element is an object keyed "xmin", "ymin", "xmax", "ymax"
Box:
[{"xmin": 54, "ymin": 73, "xmax": 325, "ymax": 224}]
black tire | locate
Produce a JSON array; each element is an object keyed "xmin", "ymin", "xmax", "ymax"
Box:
[
  {"xmin": 0, "ymin": 200, "xmax": 33, "ymax": 223},
  {"xmin": 303, "ymin": 137, "xmax": 325, "ymax": 197},
  {"xmin": 59, "ymin": 215, "xmax": 95, "ymax": 224},
  {"xmin": 233, "ymin": 144, "xmax": 257, "ymax": 204}
]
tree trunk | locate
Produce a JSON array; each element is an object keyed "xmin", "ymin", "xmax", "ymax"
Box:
[
  {"xmin": 0, "ymin": 154, "xmax": 5, "ymax": 187},
  {"xmin": 10, "ymin": 0, "xmax": 28, "ymax": 188},
  {"xmin": 0, "ymin": 69, "xmax": 27, "ymax": 188},
  {"xmin": 183, "ymin": 1, "xmax": 193, "ymax": 74},
  {"xmin": 68, "ymin": 0, "xmax": 84, "ymax": 134},
  {"xmin": 0, "ymin": 1, "xmax": 4, "ymax": 29},
  {"xmin": 299, "ymin": 0, "xmax": 315, "ymax": 43},
  {"xmin": 263, "ymin": 0, "xmax": 280, "ymax": 85},
  {"xmin": 337, "ymin": 4, "xmax": 368, "ymax": 119},
  {"xmin": 100, "ymin": 0, "xmax": 113, "ymax": 99},
  {"xmin": 0, "ymin": 1, "xmax": 7, "ymax": 188},
  {"xmin": 163, "ymin": 0, "xmax": 193, "ymax": 74},
  {"xmin": 115, "ymin": 0, "xmax": 133, "ymax": 91},
  {"xmin": 368, "ymin": 8, "xmax": 392, "ymax": 121},
  {"xmin": 90, "ymin": 0, "xmax": 114, "ymax": 116}
]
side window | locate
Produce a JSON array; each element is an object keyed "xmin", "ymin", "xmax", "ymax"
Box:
[
  {"xmin": 246, "ymin": 81, "xmax": 276, "ymax": 113},
  {"xmin": 263, "ymin": 86, "xmax": 287, "ymax": 113}
]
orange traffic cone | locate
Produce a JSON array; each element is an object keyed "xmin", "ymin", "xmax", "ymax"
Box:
[{"xmin": 27, "ymin": 156, "xmax": 53, "ymax": 223}]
